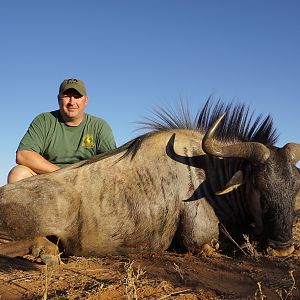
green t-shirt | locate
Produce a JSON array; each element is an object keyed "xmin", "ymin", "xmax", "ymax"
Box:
[{"xmin": 18, "ymin": 110, "xmax": 116, "ymax": 167}]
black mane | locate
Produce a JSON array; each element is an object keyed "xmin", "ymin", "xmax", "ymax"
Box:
[
  {"xmin": 139, "ymin": 99, "xmax": 278, "ymax": 144},
  {"xmin": 80, "ymin": 98, "xmax": 278, "ymax": 165},
  {"xmin": 123, "ymin": 98, "xmax": 278, "ymax": 160}
]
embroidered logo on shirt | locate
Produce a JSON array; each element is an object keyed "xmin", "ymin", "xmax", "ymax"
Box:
[{"xmin": 81, "ymin": 134, "xmax": 96, "ymax": 148}]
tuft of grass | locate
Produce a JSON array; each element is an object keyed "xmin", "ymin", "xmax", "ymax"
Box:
[
  {"xmin": 275, "ymin": 270, "xmax": 296, "ymax": 300},
  {"xmin": 219, "ymin": 224, "xmax": 248, "ymax": 256},
  {"xmin": 255, "ymin": 270, "xmax": 296, "ymax": 300},
  {"xmin": 173, "ymin": 263, "xmax": 184, "ymax": 281},
  {"xmin": 42, "ymin": 264, "xmax": 51, "ymax": 300},
  {"xmin": 242, "ymin": 234, "xmax": 259, "ymax": 258},
  {"xmin": 255, "ymin": 282, "xmax": 266, "ymax": 300},
  {"xmin": 124, "ymin": 260, "xmax": 146, "ymax": 300},
  {"xmin": 173, "ymin": 262, "xmax": 188, "ymax": 285}
]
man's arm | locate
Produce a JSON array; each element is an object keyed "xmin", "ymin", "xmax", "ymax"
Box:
[{"xmin": 16, "ymin": 150, "xmax": 60, "ymax": 174}]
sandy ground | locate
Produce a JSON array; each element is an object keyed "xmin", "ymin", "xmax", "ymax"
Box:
[{"xmin": 0, "ymin": 219, "xmax": 300, "ymax": 300}]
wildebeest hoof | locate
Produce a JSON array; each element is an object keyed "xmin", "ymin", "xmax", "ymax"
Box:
[
  {"xmin": 267, "ymin": 245, "xmax": 295, "ymax": 257},
  {"xmin": 40, "ymin": 254, "xmax": 60, "ymax": 266},
  {"xmin": 200, "ymin": 241, "xmax": 220, "ymax": 257},
  {"xmin": 30, "ymin": 237, "xmax": 60, "ymax": 265},
  {"xmin": 31, "ymin": 246, "xmax": 41, "ymax": 258}
]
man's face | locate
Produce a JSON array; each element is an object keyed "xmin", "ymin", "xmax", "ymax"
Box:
[{"xmin": 58, "ymin": 88, "xmax": 88, "ymax": 124}]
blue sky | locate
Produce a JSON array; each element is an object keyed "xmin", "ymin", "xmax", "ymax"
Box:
[{"xmin": 0, "ymin": 0, "xmax": 299, "ymax": 186}]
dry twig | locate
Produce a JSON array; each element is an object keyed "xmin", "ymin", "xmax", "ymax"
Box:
[
  {"xmin": 276, "ymin": 270, "xmax": 296, "ymax": 300},
  {"xmin": 158, "ymin": 289, "xmax": 192, "ymax": 299}
]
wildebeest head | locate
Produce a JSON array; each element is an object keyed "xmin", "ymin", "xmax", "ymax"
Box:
[
  {"xmin": 138, "ymin": 99, "xmax": 299, "ymax": 256},
  {"xmin": 203, "ymin": 114, "xmax": 300, "ymax": 255}
]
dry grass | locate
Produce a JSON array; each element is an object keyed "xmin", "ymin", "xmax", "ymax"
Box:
[
  {"xmin": 242, "ymin": 234, "xmax": 259, "ymax": 258},
  {"xmin": 220, "ymin": 223, "xmax": 260, "ymax": 258},
  {"xmin": 254, "ymin": 270, "xmax": 296, "ymax": 300},
  {"xmin": 255, "ymin": 282, "xmax": 266, "ymax": 300},
  {"xmin": 275, "ymin": 270, "xmax": 296, "ymax": 300},
  {"xmin": 42, "ymin": 264, "xmax": 49, "ymax": 300},
  {"xmin": 172, "ymin": 262, "xmax": 184, "ymax": 281},
  {"xmin": 1, "ymin": 219, "xmax": 300, "ymax": 300},
  {"xmin": 124, "ymin": 260, "xmax": 146, "ymax": 300},
  {"xmin": 157, "ymin": 288, "xmax": 192, "ymax": 299}
]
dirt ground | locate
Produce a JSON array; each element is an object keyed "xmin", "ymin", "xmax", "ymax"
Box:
[{"xmin": 1, "ymin": 220, "xmax": 300, "ymax": 300}]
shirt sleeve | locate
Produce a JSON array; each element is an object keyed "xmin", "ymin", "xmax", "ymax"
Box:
[
  {"xmin": 96, "ymin": 119, "xmax": 116, "ymax": 153},
  {"xmin": 17, "ymin": 114, "xmax": 47, "ymax": 154}
]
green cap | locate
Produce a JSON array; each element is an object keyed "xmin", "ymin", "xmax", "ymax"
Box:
[{"xmin": 59, "ymin": 78, "xmax": 87, "ymax": 96}]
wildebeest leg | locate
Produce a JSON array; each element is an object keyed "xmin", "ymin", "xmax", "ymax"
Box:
[
  {"xmin": 175, "ymin": 199, "xmax": 219, "ymax": 254},
  {"xmin": 0, "ymin": 237, "xmax": 60, "ymax": 265}
]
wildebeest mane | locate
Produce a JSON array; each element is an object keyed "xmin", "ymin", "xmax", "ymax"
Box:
[
  {"xmin": 122, "ymin": 98, "xmax": 278, "ymax": 160},
  {"xmin": 79, "ymin": 98, "xmax": 278, "ymax": 164}
]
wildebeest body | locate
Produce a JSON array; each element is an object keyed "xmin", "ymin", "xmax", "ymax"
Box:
[
  {"xmin": 0, "ymin": 130, "xmax": 219, "ymax": 258},
  {"xmin": 0, "ymin": 100, "xmax": 299, "ymax": 263}
]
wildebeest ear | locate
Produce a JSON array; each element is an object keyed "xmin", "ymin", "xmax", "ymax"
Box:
[{"xmin": 216, "ymin": 170, "xmax": 244, "ymax": 195}]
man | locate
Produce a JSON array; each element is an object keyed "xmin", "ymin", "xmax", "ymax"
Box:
[{"xmin": 7, "ymin": 78, "xmax": 116, "ymax": 183}]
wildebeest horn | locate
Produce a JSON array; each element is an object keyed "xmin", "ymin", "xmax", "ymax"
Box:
[
  {"xmin": 202, "ymin": 113, "xmax": 270, "ymax": 164},
  {"xmin": 283, "ymin": 143, "xmax": 300, "ymax": 165}
]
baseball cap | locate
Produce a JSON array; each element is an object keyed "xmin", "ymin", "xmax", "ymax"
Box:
[{"xmin": 59, "ymin": 78, "xmax": 87, "ymax": 96}]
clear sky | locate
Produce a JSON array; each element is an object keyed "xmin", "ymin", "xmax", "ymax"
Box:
[{"xmin": 0, "ymin": 0, "xmax": 299, "ymax": 186}]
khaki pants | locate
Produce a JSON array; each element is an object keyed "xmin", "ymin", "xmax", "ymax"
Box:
[{"xmin": 7, "ymin": 165, "xmax": 37, "ymax": 184}]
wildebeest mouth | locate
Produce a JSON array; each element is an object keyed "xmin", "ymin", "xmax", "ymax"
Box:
[
  {"xmin": 268, "ymin": 238, "xmax": 293, "ymax": 249},
  {"xmin": 267, "ymin": 239, "xmax": 295, "ymax": 257}
]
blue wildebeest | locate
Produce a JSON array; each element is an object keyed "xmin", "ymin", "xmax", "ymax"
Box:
[{"xmin": 0, "ymin": 100, "xmax": 299, "ymax": 265}]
